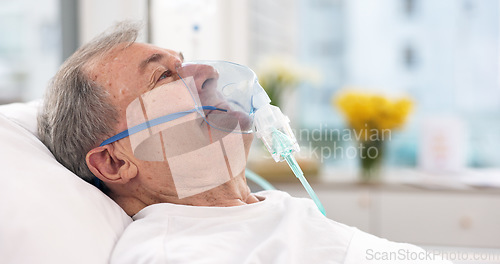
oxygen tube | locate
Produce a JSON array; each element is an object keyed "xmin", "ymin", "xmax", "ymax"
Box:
[{"xmin": 254, "ymin": 104, "xmax": 326, "ymax": 216}]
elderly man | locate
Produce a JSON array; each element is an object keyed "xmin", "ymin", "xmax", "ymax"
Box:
[{"xmin": 38, "ymin": 22, "xmax": 450, "ymax": 263}]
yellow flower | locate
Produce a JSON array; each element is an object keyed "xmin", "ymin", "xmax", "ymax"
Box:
[{"xmin": 333, "ymin": 89, "xmax": 413, "ymax": 141}]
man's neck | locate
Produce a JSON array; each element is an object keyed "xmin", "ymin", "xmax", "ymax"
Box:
[
  {"xmin": 111, "ymin": 174, "xmax": 261, "ymax": 216},
  {"xmin": 176, "ymin": 175, "xmax": 261, "ymax": 207}
]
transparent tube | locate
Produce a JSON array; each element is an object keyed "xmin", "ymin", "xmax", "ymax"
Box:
[
  {"xmin": 273, "ymin": 129, "xmax": 326, "ymax": 216},
  {"xmin": 245, "ymin": 169, "xmax": 276, "ymax": 191},
  {"xmin": 254, "ymin": 105, "xmax": 326, "ymax": 216}
]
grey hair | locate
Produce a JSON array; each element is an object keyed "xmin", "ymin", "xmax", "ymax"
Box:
[{"xmin": 38, "ymin": 21, "xmax": 141, "ymax": 182}]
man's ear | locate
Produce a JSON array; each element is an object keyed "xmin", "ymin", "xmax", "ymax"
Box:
[{"xmin": 86, "ymin": 145, "xmax": 138, "ymax": 184}]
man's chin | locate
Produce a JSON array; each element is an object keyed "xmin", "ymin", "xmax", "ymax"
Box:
[
  {"xmin": 205, "ymin": 110, "xmax": 253, "ymax": 133},
  {"xmin": 227, "ymin": 111, "xmax": 253, "ymax": 132}
]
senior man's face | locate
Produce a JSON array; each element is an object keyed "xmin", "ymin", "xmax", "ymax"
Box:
[{"xmin": 89, "ymin": 43, "xmax": 253, "ymax": 199}]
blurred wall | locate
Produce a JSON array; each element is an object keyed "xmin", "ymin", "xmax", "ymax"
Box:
[{"xmin": 78, "ymin": 0, "xmax": 147, "ymax": 44}]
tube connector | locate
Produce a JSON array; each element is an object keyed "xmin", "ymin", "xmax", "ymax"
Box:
[
  {"xmin": 253, "ymin": 103, "xmax": 326, "ymax": 216},
  {"xmin": 253, "ymin": 104, "xmax": 299, "ymax": 162}
]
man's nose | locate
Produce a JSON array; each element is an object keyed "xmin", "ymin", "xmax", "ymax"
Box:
[{"xmin": 179, "ymin": 64, "xmax": 219, "ymax": 92}]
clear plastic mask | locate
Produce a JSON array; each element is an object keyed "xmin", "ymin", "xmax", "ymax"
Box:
[{"xmin": 99, "ymin": 61, "xmax": 269, "ymax": 199}]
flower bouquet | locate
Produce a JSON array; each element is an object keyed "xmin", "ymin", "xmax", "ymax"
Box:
[{"xmin": 334, "ymin": 90, "xmax": 413, "ymax": 183}]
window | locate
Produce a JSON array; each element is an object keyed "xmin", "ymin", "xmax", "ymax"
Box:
[{"xmin": 0, "ymin": 0, "xmax": 62, "ymax": 103}]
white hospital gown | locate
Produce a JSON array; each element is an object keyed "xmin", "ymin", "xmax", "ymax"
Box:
[{"xmin": 110, "ymin": 190, "xmax": 451, "ymax": 264}]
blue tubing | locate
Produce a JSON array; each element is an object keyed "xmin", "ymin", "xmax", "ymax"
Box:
[{"xmin": 245, "ymin": 169, "xmax": 276, "ymax": 191}]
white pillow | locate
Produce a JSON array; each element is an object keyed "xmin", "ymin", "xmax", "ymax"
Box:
[{"xmin": 0, "ymin": 101, "xmax": 131, "ymax": 264}]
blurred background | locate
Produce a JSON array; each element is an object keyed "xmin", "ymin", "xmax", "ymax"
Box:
[
  {"xmin": 1, "ymin": 0, "xmax": 499, "ymax": 169},
  {"xmin": 1, "ymin": 0, "xmax": 499, "ymax": 258}
]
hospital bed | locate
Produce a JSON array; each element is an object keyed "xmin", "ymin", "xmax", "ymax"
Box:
[{"xmin": 0, "ymin": 100, "xmax": 274, "ymax": 264}]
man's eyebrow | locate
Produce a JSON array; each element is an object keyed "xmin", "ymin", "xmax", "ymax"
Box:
[
  {"xmin": 178, "ymin": 52, "xmax": 184, "ymax": 62},
  {"xmin": 139, "ymin": 53, "xmax": 164, "ymax": 73}
]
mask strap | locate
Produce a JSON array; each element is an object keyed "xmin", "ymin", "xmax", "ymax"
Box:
[
  {"xmin": 93, "ymin": 105, "xmax": 227, "ymax": 190},
  {"xmin": 99, "ymin": 106, "xmax": 227, "ymax": 146}
]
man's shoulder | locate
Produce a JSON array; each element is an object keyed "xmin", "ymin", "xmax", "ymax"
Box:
[{"xmin": 343, "ymin": 228, "xmax": 453, "ymax": 263}]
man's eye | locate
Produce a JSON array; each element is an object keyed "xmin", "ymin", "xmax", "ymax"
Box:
[{"xmin": 158, "ymin": 70, "xmax": 173, "ymax": 81}]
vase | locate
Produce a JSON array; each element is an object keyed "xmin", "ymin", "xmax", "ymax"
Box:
[{"xmin": 358, "ymin": 139, "xmax": 385, "ymax": 184}]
